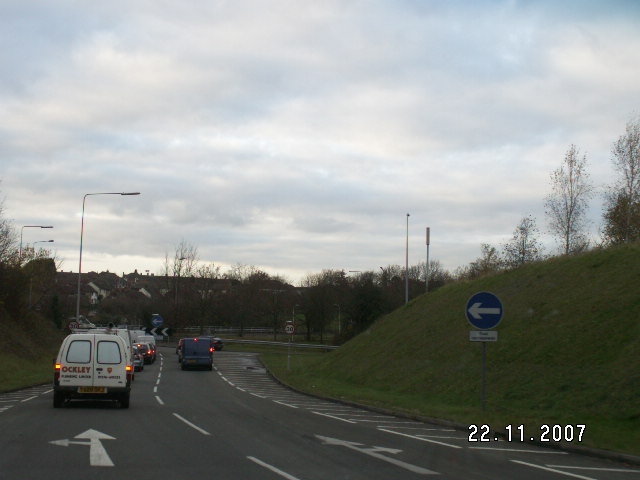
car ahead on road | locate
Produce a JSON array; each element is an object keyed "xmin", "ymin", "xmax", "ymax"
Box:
[
  {"xmin": 136, "ymin": 342, "xmax": 156, "ymax": 364},
  {"xmin": 212, "ymin": 337, "xmax": 224, "ymax": 351},
  {"xmin": 53, "ymin": 332, "xmax": 133, "ymax": 408},
  {"xmin": 131, "ymin": 345, "xmax": 144, "ymax": 372},
  {"xmin": 180, "ymin": 337, "xmax": 214, "ymax": 370}
]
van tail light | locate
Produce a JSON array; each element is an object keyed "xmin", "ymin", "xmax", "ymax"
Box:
[
  {"xmin": 54, "ymin": 363, "xmax": 61, "ymax": 384},
  {"xmin": 126, "ymin": 365, "xmax": 133, "ymax": 385},
  {"xmin": 126, "ymin": 365, "xmax": 133, "ymax": 372},
  {"xmin": 209, "ymin": 347, "xmax": 214, "ymax": 353}
]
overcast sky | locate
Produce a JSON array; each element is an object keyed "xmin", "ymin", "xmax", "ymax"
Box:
[{"xmin": 1, "ymin": 1, "xmax": 639, "ymax": 284}]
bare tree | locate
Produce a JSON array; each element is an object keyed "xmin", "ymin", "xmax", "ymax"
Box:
[
  {"xmin": 0, "ymin": 190, "xmax": 17, "ymax": 265},
  {"xmin": 603, "ymin": 118, "xmax": 640, "ymax": 244},
  {"xmin": 502, "ymin": 215, "xmax": 545, "ymax": 268},
  {"xmin": 545, "ymin": 144, "xmax": 593, "ymax": 254}
]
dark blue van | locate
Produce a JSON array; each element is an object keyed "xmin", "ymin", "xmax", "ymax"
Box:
[{"xmin": 180, "ymin": 337, "xmax": 214, "ymax": 370}]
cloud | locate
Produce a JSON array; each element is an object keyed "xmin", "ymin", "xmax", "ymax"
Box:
[{"xmin": 1, "ymin": 1, "xmax": 639, "ymax": 283}]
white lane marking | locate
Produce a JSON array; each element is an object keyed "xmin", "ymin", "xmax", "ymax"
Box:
[
  {"xmin": 172, "ymin": 413, "xmax": 211, "ymax": 436},
  {"xmin": 155, "ymin": 396, "xmax": 164, "ymax": 405},
  {"xmin": 274, "ymin": 401, "xmax": 299, "ymax": 409},
  {"xmin": 50, "ymin": 429, "xmax": 115, "ymax": 467},
  {"xmin": 378, "ymin": 427, "xmax": 462, "ymax": 449},
  {"xmin": 511, "ymin": 460, "xmax": 597, "ymax": 480},
  {"xmin": 312, "ymin": 411, "xmax": 357, "ymax": 424},
  {"xmin": 247, "ymin": 456, "xmax": 303, "ymax": 480},
  {"xmin": 21, "ymin": 396, "xmax": 37, "ymax": 402},
  {"xmin": 316, "ymin": 435, "xmax": 438, "ymax": 475},
  {"xmin": 547, "ymin": 465, "xmax": 640, "ymax": 473},
  {"xmin": 471, "ymin": 446, "xmax": 567, "ymax": 454}
]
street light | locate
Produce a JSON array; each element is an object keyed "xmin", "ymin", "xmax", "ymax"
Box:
[
  {"xmin": 405, "ymin": 213, "xmax": 410, "ymax": 305},
  {"xmin": 76, "ymin": 192, "xmax": 140, "ymax": 320},
  {"xmin": 19, "ymin": 225, "xmax": 53, "ymax": 260}
]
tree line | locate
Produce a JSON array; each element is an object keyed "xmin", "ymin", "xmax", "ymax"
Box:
[{"xmin": 1, "ymin": 117, "xmax": 638, "ymax": 342}]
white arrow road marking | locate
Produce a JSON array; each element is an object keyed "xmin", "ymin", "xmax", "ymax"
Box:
[
  {"xmin": 50, "ymin": 429, "xmax": 115, "ymax": 467},
  {"xmin": 316, "ymin": 435, "xmax": 438, "ymax": 475},
  {"xmin": 468, "ymin": 302, "xmax": 501, "ymax": 320}
]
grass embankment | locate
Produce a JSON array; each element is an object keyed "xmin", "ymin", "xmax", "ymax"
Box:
[
  {"xmin": 262, "ymin": 244, "xmax": 640, "ymax": 457},
  {"xmin": 0, "ymin": 313, "xmax": 64, "ymax": 392}
]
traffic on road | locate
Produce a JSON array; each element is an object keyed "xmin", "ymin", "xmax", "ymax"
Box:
[{"xmin": 1, "ymin": 339, "xmax": 639, "ymax": 479}]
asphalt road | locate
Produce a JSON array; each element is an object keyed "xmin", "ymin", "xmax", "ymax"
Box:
[{"xmin": 1, "ymin": 347, "xmax": 639, "ymax": 479}]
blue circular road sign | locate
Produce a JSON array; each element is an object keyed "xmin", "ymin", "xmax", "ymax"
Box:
[
  {"xmin": 151, "ymin": 314, "xmax": 164, "ymax": 328},
  {"xmin": 466, "ymin": 292, "xmax": 503, "ymax": 329}
]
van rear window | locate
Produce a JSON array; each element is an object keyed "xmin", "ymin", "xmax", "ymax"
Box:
[
  {"xmin": 66, "ymin": 340, "xmax": 91, "ymax": 363},
  {"xmin": 97, "ymin": 340, "xmax": 122, "ymax": 364}
]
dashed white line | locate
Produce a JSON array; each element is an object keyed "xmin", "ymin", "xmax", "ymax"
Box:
[
  {"xmin": 511, "ymin": 460, "xmax": 597, "ymax": 480},
  {"xmin": 172, "ymin": 413, "xmax": 211, "ymax": 436},
  {"xmin": 312, "ymin": 411, "xmax": 357, "ymax": 424},
  {"xmin": 155, "ymin": 396, "xmax": 164, "ymax": 405},
  {"xmin": 247, "ymin": 456, "xmax": 303, "ymax": 480},
  {"xmin": 378, "ymin": 427, "xmax": 462, "ymax": 449}
]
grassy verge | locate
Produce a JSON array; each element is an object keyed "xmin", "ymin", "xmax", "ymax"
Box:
[{"xmin": 261, "ymin": 351, "xmax": 640, "ymax": 457}]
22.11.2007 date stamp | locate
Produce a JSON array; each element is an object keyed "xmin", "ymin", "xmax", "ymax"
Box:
[{"xmin": 468, "ymin": 424, "xmax": 586, "ymax": 443}]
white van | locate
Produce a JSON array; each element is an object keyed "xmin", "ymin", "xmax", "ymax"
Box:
[{"xmin": 53, "ymin": 333, "xmax": 133, "ymax": 408}]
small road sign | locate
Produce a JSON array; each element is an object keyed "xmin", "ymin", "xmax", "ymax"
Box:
[
  {"xmin": 466, "ymin": 291, "xmax": 503, "ymax": 329},
  {"xmin": 284, "ymin": 323, "xmax": 295, "ymax": 335},
  {"xmin": 469, "ymin": 330, "xmax": 498, "ymax": 342}
]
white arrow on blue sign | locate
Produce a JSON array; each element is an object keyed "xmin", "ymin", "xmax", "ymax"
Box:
[
  {"xmin": 466, "ymin": 292, "xmax": 503, "ymax": 329},
  {"xmin": 151, "ymin": 314, "xmax": 164, "ymax": 327}
]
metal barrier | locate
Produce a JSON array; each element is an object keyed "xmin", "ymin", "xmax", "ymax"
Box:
[{"xmin": 221, "ymin": 338, "xmax": 338, "ymax": 350}]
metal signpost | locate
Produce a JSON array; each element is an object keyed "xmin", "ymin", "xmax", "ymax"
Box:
[
  {"xmin": 285, "ymin": 321, "xmax": 295, "ymax": 371},
  {"xmin": 466, "ymin": 291, "xmax": 503, "ymax": 410}
]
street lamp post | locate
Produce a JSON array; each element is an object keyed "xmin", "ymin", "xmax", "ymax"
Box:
[
  {"xmin": 19, "ymin": 225, "xmax": 53, "ymax": 261},
  {"xmin": 405, "ymin": 213, "xmax": 410, "ymax": 305},
  {"xmin": 425, "ymin": 227, "xmax": 430, "ymax": 293},
  {"xmin": 76, "ymin": 192, "xmax": 140, "ymax": 320}
]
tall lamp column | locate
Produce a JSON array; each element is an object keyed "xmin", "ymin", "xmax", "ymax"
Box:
[{"xmin": 76, "ymin": 192, "xmax": 140, "ymax": 320}]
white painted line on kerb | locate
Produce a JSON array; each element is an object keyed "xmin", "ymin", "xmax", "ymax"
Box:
[
  {"xmin": 155, "ymin": 396, "xmax": 164, "ymax": 405},
  {"xmin": 172, "ymin": 413, "xmax": 211, "ymax": 436},
  {"xmin": 247, "ymin": 456, "xmax": 303, "ymax": 480},
  {"xmin": 378, "ymin": 428, "xmax": 462, "ymax": 449},
  {"xmin": 511, "ymin": 460, "xmax": 597, "ymax": 480}
]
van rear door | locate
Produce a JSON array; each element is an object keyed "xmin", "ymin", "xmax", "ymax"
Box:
[
  {"xmin": 95, "ymin": 336, "xmax": 131, "ymax": 393},
  {"xmin": 58, "ymin": 335, "xmax": 94, "ymax": 390}
]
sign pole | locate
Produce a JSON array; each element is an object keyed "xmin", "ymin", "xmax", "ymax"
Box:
[
  {"xmin": 285, "ymin": 321, "xmax": 295, "ymax": 371},
  {"xmin": 481, "ymin": 342, "xmax": 487, "ymax": 411}
]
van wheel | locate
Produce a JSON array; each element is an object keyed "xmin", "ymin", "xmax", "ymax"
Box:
[
  {"xmin": 53, "ymin": 391, "xmax": 64, "ymax": 408},
  {"xmin": 120, "ymin": 393, "xmax": 130, "ymax": 409}
]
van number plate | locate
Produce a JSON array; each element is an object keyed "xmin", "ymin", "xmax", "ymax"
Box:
[{"xmin": 78, "ymin": 387, "xmax": 106, "ymax": 394}]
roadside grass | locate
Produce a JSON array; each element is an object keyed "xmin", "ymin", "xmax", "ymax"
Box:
[{"xmin": 261, "ymin": 244, "xmax": 640, "ymax": 457}]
